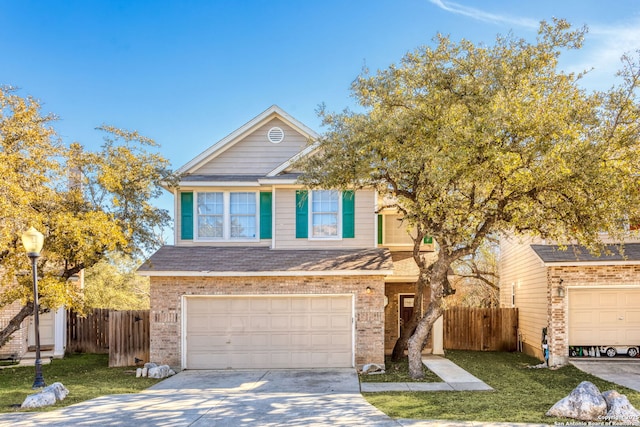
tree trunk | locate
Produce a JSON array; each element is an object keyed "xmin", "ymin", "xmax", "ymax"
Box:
[
  {"xmin": 391, "ymin": 272, "xmax": 428, "ymax": 361},
  {"xmin": 0, "ymin": 302, "xmax": 34, "ymax": 348},
  {"xmin": 408, "ymin": 301, "xmax": 444, "ymax": 378},
  {"xmin": 391, "ymin": 317, "xmax": 416, "ymax": 361}
]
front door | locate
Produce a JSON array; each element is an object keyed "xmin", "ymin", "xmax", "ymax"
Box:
[{"xmin": 399, "ymin": 294, "xmax": 415, "ymax": 335}]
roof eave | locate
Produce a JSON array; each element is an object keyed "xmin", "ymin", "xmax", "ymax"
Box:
[{"xmin": 138, "ymin": 269, "xmax": 394, "ymax": 277}]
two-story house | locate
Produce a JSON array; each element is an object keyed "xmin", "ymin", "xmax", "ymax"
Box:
[{"xmin": 138, "ymin": 105, "xmax": 440, "ymax": 370}]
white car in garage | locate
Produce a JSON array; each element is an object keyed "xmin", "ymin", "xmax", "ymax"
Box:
[{"xmin": 599, "ymin": 346, "xmax": 639, "ymax": 358}]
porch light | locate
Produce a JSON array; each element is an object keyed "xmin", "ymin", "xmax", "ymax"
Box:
[
  {"xmin": 21, "ymin": 227, "xmax": 46, "ymax": 388},
  {"xmin": 557, "ymin": 279, "xmax": 565, "ymax": 298}
]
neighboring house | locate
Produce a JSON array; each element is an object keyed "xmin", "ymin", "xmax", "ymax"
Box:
[
  {"xmin": 500, "ymin": 236, "xmax": 640, "ymax": 366},
  {"xmin": 138, "ymin": 105, "xmax": 440, "ymax": 370},
  {"xmin": 0, "ymin": 301, "xmax": 66, "ymax": 361}
]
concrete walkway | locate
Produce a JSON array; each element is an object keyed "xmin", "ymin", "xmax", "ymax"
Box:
[{"xmin": 361, "ymin": 355, "xmax": 493, "ymax": 392}]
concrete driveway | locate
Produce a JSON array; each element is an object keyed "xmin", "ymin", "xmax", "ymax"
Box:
[
  {"xmin": 571, "ymin": 359, "xmax": 640, "ymax": 392},
  {"xmin": 0, "ymin": 369, "xmax": 395, "ymax": 426}
]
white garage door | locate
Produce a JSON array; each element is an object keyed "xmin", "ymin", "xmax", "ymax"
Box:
[
  {"xmin": 184, "ymin": 295, "xmax": 353, "ymax": 369},
  {"xmin": 569, "ymin": 288, "xmax": 640, "ymax": 346}
]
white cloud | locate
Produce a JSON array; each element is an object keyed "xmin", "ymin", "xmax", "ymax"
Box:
[{"xmin": 428, "ymin": 0, "xmax": 538, "ymax": 29}]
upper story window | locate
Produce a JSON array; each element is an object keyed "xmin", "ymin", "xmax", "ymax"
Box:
[
  {"xmin": 295, "ymin": 189, "xmax": 355, "ymax": 240},
  {"xmin": 196, "ymin": 191, "xmax": 257, "ymax": 240},
  {"xmin": 311, "ymin": 190, "xmax": 340, "ymax": 238},
  {"xmin": 378, "ymin": 213, "xmax": 433, "ymax": 249}
]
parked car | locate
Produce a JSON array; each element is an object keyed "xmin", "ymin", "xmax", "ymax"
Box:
[{"xmin": 599, "ymin": 346, "xmax": 639, "ymax": 358}]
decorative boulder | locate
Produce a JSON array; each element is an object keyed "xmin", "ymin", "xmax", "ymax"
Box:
[
  {"xmin": 44, "ymin": 382, "xmax": 69, "ymax": 401},
  {"xmin": 21, "ymin": 382, "xmax": 68, "ymax": 409},
  {"xmin": 21, "ymin": 390, "xmax": 56, "ymax": 409},
  {"xmin": 546, "ymin": 381, "xmax": 607, "ymax": 421},
  {"xmin": 147, "ymin": 365, "xmax": 175, "ymax": 379},
  {"xmin": 602, "ymin": 390, "xmax": 640, "ymax": 425},
  {"xmin": 361, "ymin": 363, "xmax": 385, "ymax": 374}
]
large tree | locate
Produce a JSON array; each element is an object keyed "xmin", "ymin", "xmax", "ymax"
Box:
[
  {"xmin": 0, "ymin": 87, "xmax": 177, "ymax": 347},
  {"xmin": 298, "ymin": 20, "xmax": 640, "ymax": 377}
]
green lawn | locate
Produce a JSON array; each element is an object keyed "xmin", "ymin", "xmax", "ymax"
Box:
[
  {"xmin": 363, "ymin": 350, "xmax": 640, "ymax": 424},
  {"xmin": 0, "ymin": 353, "xmax": 159, "ymax": 412}
]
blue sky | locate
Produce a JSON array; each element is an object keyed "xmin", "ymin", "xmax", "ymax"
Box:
[{"xmin": 2, "ymin": 0, "xmax": 639, "ymax": 239}]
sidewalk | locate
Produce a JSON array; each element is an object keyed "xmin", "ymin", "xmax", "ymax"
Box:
[{"xmin": 361, "ymin": 355, "xmax": 493, "ymax": 392}]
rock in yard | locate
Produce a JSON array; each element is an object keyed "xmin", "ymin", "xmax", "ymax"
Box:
[
  {"xmin": 361, "ymin": 363, "xmax": 385, "ymax": 374},
  {"xmin": 44, "ymin": 382, "xmax": 69, "ymax": 401},
  {"xmin": 546, "ymin": 381, "xmax": 607, "ymax": 421},
  {"xmin": 602, "ymin": 390, "xmax": 640, "ymax": 425},
  {"xmin": 21, "ymin": 382, "xmax": 69, "ymax": 409},
  {"xmin": 147, "ymin": 365, "xmax": 175, "ymax": 379},
  {"xmin": 21, "ymin": 390, "xmax": 57, "ymax": 408}
]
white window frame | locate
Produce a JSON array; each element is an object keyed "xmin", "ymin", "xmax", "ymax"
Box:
[
  {"xmin": 309, "ymin": 190, "xmax": 342, "ymax": 240},
  {"xmin": 195, "ymin": 191, "xmax": 259, "ymax": 242}
]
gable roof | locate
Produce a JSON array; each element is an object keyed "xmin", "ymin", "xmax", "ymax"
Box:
[
  {"xmin": 531, "ymin": 243, "xmax": 640, "ymax": 265},
  {"xmin": 177, "ymin": 105, "xmax": 320, "ymax": 176},
  {"xmin": 138, "ymin": 246, "xmax": 393, "ymax": 277}
]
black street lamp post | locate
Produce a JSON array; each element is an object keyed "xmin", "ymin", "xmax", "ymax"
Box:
[{"xmin": 21, "ymin": 227, "xmax": 46, "ymax": 389}]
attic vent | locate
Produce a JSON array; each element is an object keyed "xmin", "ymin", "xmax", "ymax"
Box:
[{"xmin": 267, "ymin": 127, "xmax": 285, "ymax": 144}]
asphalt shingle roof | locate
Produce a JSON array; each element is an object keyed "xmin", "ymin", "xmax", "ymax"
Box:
[
  {"xmin": 138, "ymin": 246, "xmax": 393, "ymax": 274},
  {"xmin": 530, "ymin": 243, "xmax": 640, "ymax": 263}
]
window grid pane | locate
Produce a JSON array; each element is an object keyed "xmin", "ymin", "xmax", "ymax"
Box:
[
  {"xmin": 311, "ymin": 190, "xmax": 339, "ymax": 237},
  {"xmin": 230, "ymin": 192, "xmax": 256, "ymax": 238},
  {"xmin": 197, "ymin": 192, "xmax": 224, "ymax": 238}
]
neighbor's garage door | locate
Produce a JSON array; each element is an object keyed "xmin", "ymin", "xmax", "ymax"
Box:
[
  {"xmin": 184, "ymin": 295, "xmax": 353, "ymax": 369},
  {"xmin": 569, "ymin": 288, "xmax": 640, "ymax": 346}
]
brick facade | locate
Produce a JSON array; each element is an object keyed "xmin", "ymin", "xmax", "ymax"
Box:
[
  {"xmin": 149, "ymin": 275, "xmax": 385, "ymax": 370},
  {"xmin": 547, "ymin": 265, "xmax": 640, "ymax": 366},
  {"xmin": 0, "ymin": 300, "xmax": 28, "ymax": 358}
]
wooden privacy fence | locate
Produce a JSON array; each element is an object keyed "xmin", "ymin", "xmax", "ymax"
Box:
[
  {"xmin": 67, "ymin": 308, "xmax": 109, "ymax": 354},
  {"xmin": 67, "ymin": 309, "xmax": 150, "ymax": 367},
  {"xmin": 444, "ymin": 307, "xmax": 518, "ymax": 351}
]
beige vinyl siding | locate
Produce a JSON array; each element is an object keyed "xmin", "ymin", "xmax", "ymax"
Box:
[
  {"xmin": 193, "ymin": 118, "xmax": 310, "ymax": 175},
  {"xmin": 499, "ymin": 237, "xmax": 548, "ymax": 360},
  {"xmin": 274, "ymin": 188, "xmax": 376, "ymax": 249}
]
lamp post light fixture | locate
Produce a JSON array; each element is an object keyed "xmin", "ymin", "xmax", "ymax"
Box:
[{"xmin": 21, "ymin": 226, "xmax": 46, "ymax": 389}]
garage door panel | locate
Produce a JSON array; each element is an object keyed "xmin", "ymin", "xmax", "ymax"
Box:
[
  {"xmin": 624, "ymin": 328, "xmax": 640, "ymax": 342},
  {"xmin": 310, "ymin": 298, "xmax": 330, "ymax": 311},
  {"xmin": 249, "ymin": 299, "xmax": 270, "ymax": 312},
  {"xmin": 290, "ymin": 334, "xmax": 310, "ymax": 346},
  {"xmin": 185, "ymin": 295, "xmax": 353, "ymax": 369},
  {"xmin": 290, "ymin": 315, "xmax": 310, "ymax": 328},
  {"xmin": 598, "ymin": 293, "xmax": 617, "ymax": 306},
  {"xmin": 268, "ymin": 315, "xmax": 291, "ymax": 330},
  {"xmin": 331, "ymin": 316, "xmax": 351, "ymax": 329},
  {"xmin": 310, "ymin": 315, "xmax": 330, "ymax": 329},
  {"xmin": 569, "ymin": 288, "xmax": 640, "ymax": 346},
  {"xmin": 331, "ymin": 298, "xmax": 352, "ymax": 311}
]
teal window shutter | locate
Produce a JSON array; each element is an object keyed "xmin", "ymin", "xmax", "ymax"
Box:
[
  {"xmin": 180, "ymin": 192, "xmax": 194, "ymax": 240},
  {"xmin": 259, "ymin": 192, "xmax": 272, "ymax": 239},
  {"xmin": 377, "ymin": 214, "xmax": 383, "ymax": 244},
  {"xmin": 342, "ymin": 190, "xmax": 355, "ymax": 238},
  {"xmin": 295, "ymin": 190, "xmax": 308, "ymax": 238}
]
